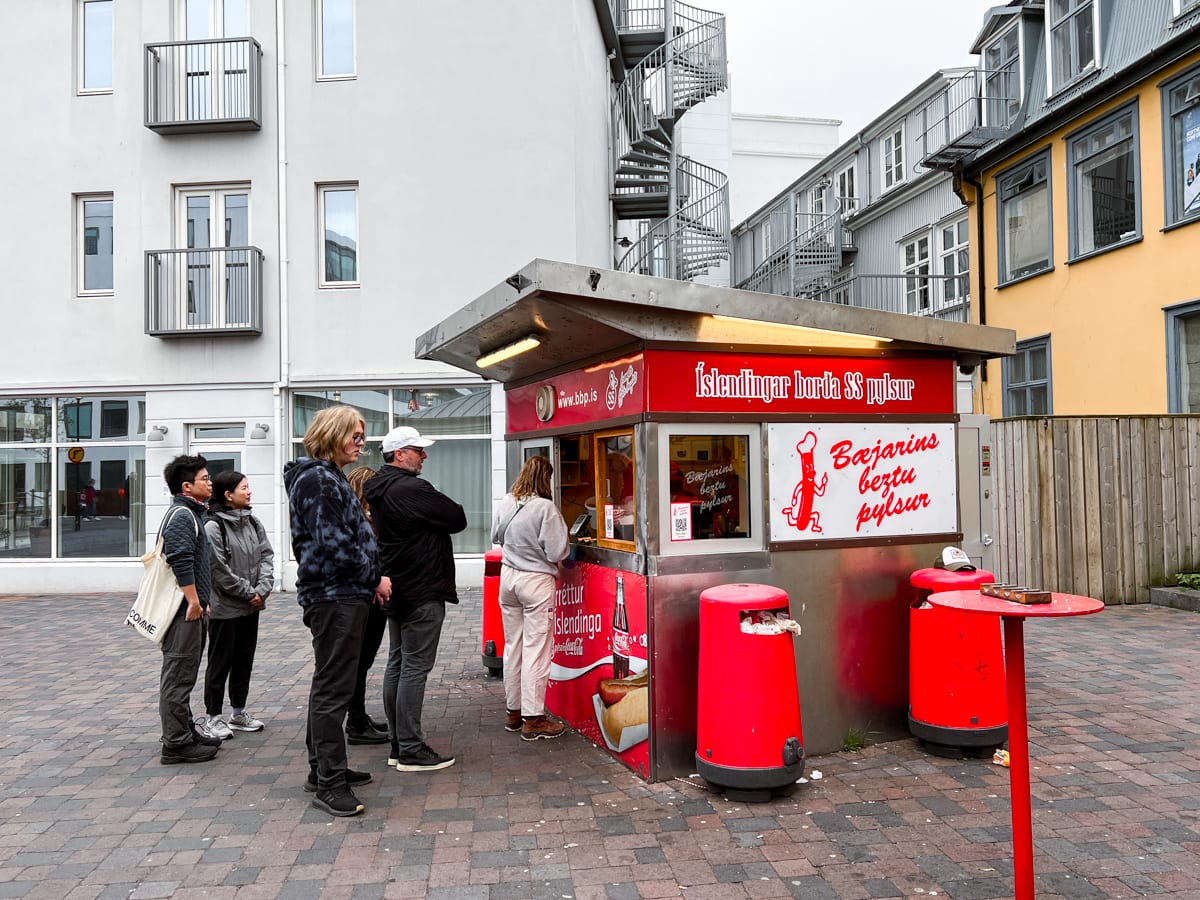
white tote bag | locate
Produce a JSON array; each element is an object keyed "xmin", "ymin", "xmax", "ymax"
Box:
[{"xmin": 125, "ymin": 507, "xmax": 197, "ymax": 645}]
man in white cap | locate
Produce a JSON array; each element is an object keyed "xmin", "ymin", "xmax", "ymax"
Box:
[{"xmin": 363, "ymin": 426, "xmax": 467, "ymax": 772}]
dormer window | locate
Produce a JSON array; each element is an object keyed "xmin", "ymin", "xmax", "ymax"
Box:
[
  {"xmin": 982, "ymin": 23, "xmax": 1021, "ymax": 126},
  {"xmin": 1048, "ymin": 0, "xmax": 1097, "ymax": 93},
  {"xmin": 881, "ymin": 124, "xmax": 905, "ymax": 191}
]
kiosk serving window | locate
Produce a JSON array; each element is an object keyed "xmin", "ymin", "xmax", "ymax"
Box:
[
  {"xmin": 596, "ymin": 430, "xmax": 636, "ymax": 547},
  {"xmin": 658, "ymin": 424, "xmax": 761, "ymax": 556}
]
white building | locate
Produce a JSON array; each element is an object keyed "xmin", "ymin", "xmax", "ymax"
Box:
[{"xmin": 0, "ymin": 0, "xmax": 740, "ymax": 592}]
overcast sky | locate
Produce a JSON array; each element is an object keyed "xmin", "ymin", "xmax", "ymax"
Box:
[{"xmin": 704, "ymin": 0, "xmax": 1002, "ymax": 136}]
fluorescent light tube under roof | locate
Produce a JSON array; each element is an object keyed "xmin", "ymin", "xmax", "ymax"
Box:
[{"xmin": 476, "ymin": 334, "xmax": 542, "ymax": 369}]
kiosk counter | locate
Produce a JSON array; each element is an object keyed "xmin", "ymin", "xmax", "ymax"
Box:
[{"xmin": 417, "ymin": 259, "xmax": 1015, "ymax": 782}]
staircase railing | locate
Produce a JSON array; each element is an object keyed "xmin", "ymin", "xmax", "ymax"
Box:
[
  {"xmin": 734, "ymin": 202, "xmax": 844, "ymax": 294},
  {"xmin": 616, "ymin": 157, "xmax": 729, "ymax": 279},
  {"xmin": 615, "ymin": 0, "xmax": 724, "ymax": 33},
  {"xmin": 612, "ymin": 18, "xmax": 727, "ymax": 180}
]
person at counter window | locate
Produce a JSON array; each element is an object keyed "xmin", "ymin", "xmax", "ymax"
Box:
[
  {"xmin": 491, "ymin": 456, "xmax": 570, "ymax": 741},
  {"xmin": 364, "ymin": 426, "xmax": 467, "ymax": 772}
]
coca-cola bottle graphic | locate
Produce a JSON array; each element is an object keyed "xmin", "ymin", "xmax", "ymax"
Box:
[{"xmin": 611, "ymin": 575, "xmax": 630, "ymax": 679}]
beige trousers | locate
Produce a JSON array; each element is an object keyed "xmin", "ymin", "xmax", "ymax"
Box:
[{"xmin": 499, "ymin": 566, "xmax": 556, "ymax": 716}]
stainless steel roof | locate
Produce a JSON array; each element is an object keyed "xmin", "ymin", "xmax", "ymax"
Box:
[{"xmin": 415, "ymin": 259, "xmax": 1016, "ymax": 385}]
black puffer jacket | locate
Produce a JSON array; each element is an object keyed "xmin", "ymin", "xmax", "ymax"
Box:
[
  {"xmin": 283, "ymin": 457, "xmax": 379, "ymax": 608},
  {"xmin": 362, "ymin": 464, "xmax": 467, "ymax": 611}
]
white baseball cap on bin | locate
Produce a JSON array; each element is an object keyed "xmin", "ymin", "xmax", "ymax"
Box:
[
  {"xmin": 936, "ymin": 546, "xmax": 976, "ymax": 571},
  {"xmin": 381, "ymin": 426, "xmax": 435, "ymax": 453}
]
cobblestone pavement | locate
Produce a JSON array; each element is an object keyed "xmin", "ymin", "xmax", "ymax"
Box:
[{"xmin": 1, "ymin": 592, "xmax": 1198, "ymax": 899}]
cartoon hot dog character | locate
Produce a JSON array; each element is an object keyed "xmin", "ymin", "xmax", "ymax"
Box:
[{"xmin": 781, "ymin": 430, "xmax": 826, "ymax": 533}]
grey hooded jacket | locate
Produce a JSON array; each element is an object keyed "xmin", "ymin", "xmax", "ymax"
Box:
[{"xmin": 204, "ymin": 507, "xmax": 275, "ymax": 619}]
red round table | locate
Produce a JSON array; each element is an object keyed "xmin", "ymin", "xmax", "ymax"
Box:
[{"xmin": 926, "ymin": 590, "xmax": 1104, "ymax": 900}]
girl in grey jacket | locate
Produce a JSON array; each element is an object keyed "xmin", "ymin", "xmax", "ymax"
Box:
[{"xmin": 197, "ymin": 470, "xmax": 275, "ymax": 741}]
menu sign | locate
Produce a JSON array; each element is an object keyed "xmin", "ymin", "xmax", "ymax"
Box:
[
  {"xmin": 645, "ymin": 350, "xmax": 954, "ymax": 416},
  {"xmin": 767, "ymin": 422, "xmax": 957, "ymax": 541}
]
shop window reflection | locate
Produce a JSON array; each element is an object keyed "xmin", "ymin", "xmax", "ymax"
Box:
[{"xmin": 668, "ymin": 434, "xmax": 748, "ymax": 540}]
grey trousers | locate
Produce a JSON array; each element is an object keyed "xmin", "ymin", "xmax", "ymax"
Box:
[
  {"xmin": 382, "ymin": 601, "xmax": 446, "ymax": 755},
  {"xmin": 159, "ymin": 605, "xmax": 205, "ymax": 748},
  {"xmin": 303, "ymin": 600, "xmax": 368, "ymax": 790}
]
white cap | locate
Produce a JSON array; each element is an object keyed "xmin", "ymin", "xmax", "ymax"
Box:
[
  {"xmin": 381, "ymin": 426, "xmax": 435, "ymax": 453},
  {"xmin": 938, "ymin": 546, "xmax": 975, "ymax": 571}
]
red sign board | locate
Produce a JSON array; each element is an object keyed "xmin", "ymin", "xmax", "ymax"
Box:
[
  {"xmin": 644, "ymin": 350, "xmax": 955, "ymax": 416},
  {"xmin": 506, "ymin": 350, "xmax": 954, "ymax": 433}
]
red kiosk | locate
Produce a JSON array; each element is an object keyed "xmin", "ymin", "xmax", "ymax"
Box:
[{"xmin": 418, "ymin": 260, "xmax": 1015, "ymax": 781}]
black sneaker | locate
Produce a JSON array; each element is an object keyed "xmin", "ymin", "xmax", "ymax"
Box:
[
  {"xmin": 311, "ymin": 786, "xmax": 364, "ymax": 817},
  {"xmin": 387, "ymin": 742, "xmax": 401, "ymax": 767},
  {"xmin": 304, "ymin": 769, "xmax": 373, "ymax": 793},
  {"xmin": 346, "ymin": 718, "xmax": 390, "ymax": 745},
  {"xmin": 395, "ymin": 743, "xmax": 455, "ymax": 772},
  {"xmin": 161, "ymin": 740, "xmax": 218, "ymax": 765}
]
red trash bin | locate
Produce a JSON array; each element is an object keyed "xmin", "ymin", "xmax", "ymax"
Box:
[
  {"xmin": 482, "ymin": 548, "xmax": 504, "ymax": 677},
  {"xmin": 909, "ymin": 566, "xmax": 1007, "ymax": 754},
  {"xmin": 696, "ymin": 583, "xmax": 804, "ymax": 801}
]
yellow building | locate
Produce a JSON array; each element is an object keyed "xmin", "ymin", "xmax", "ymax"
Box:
[{"xmin": 933, "ymin": 0, "xmax": 1200, "ymax": 415}]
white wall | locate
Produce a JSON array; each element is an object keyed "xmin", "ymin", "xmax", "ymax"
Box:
[{"xmin": 730, "ymin": 114, "xmax": 840, "ymax": 223}]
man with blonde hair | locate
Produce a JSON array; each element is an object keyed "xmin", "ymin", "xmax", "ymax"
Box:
[{"xmin": 284, "ymin": 405, "xmax": 392, "ymax": 817}]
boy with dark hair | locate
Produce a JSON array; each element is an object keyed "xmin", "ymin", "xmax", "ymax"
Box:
[{"xmin": 157, "ymin": 454, "xmax": 219, "ymax": 765}]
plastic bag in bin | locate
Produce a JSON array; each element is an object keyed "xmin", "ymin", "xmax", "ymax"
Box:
[{"xmin": 739, "ymin": 609, "xmax": 802, "ymax": 635}]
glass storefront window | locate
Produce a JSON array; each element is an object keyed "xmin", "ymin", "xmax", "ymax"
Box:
[
  {"xmin": 57, "ymin": 447, "xmax": 146, "ymax": 558},
  {"xmin": 56, "ymin": 395, "xmax": 147, "ymax": 442},
  {"xmin": 0, "ymin": 448, "xmax": 51, "ymax": 559},
  {"xmin": 392, "ymin": 386, "xmax": 490, "ymax": 436},
  {"xmin": 292, "ymin": 389, "xmax": 390, "ymax": 438},
  {"xmin": 596, "ymin": 430, "xmax": 636, "ymax": 546},
  {"xmin": 0, "ymin": 399, "xmax": 53, "ymax": 443}
]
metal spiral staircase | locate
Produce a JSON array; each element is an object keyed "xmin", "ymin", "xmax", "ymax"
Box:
[
  {"xmin": 735, "ymin": 204, "xmax": 845, "ymax": 297},
  {"xmin": 611, "ymin": 1, "xmax": 730, "ymax": 281}
]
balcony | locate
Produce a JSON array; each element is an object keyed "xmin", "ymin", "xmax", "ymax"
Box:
[
  {"xmin": 145, "ymin": 247, "xmax": 264, "ymax": 337},
  {"xmin": 917, "ymin": 69, "xmax": 1014, "ymax": 172},
  {"xmin": 807, "ymin": 274, "xmax": 971, "ymax": 324},
  {"xmin": 145, "ymin": 38, "xmax": 263, "ymax": 134}
]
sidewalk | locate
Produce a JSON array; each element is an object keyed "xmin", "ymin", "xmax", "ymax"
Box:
[{"xmin": 1, "ymin": 591, "xmax": 1198, "ymax": 899}]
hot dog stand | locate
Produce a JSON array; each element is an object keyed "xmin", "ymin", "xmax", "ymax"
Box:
[{"xmin": 416, "ymin": 259, "xmax": 1015, "ymax": 782}]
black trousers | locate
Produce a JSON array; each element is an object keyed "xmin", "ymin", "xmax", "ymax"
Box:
[
  {"xmin": 348, "ymin": 602, "xmax": 387, "ymax": 721},
  {"xmin": 302, "ymin": 600, "xmax": 367, "ymax": 790},
  {"xmin": 204, "ymin": 612, "xmax": 260, "ymax": 715}
]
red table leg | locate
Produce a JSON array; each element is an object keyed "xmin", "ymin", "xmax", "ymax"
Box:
[{"xmin": 1003, "ymin": 615, "xmax": 1034, "ymax": 900}]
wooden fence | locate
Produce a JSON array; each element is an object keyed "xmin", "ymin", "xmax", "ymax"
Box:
[{"xmin": 992, "ymin": 416, "xmax": 1200, "ymax": 604}]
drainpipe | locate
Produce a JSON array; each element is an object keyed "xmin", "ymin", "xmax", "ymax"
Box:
[
  {"xmin": 954, "ymin": 170, "xmax": 989, "ymax": 406},
  {"xmin": 272, "ymin": 0, "xmax": 289, "ymax": 592}
]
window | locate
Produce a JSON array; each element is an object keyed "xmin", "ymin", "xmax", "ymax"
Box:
[
  {"xmin": 903, "ymin": 235, "xmax": 931, "ymax": 314},
  {"xmin": 1068, "ymin": 105, "xmax": 1140, "ymax": 258},
  {"xmin": 810, "ymin": 185, "xmax": 826, "ymax": 216},
  {"xmin": 939, "ymin": 219, "xmax": 970, "ymax": 308},
  {"xmin": 1175, "ymin": 0, "xmax": 1200, "ymax": 17},
  {"xmin": 1004, "ymin": 338, "xmax": 1052, "ymax": 416},
  {"xmin": 79, "ymin": 0, "xmax": 113, "ymax": 93},
  {"xmin": 596, "ymin": 430, "xmax": 636, "ymax": 549},
  {"xmin": 64, "ymin": 403, "xmax": 93, "ymax": 440},
  {"xmin": 1162, "ymin": 66, "xmax": 1200, "ymax": 227},
  {"xmin": 1047, "ymin": 0, "xmax": 1096, "ymax": 93},
  {"xmin": 881, "ymin": 124, "xmax": 905, "ymax": 191},
  {"xmin": 317, "ymin": 0, "xmax": 355, "ymax": 79},
  {"xmin": 180, "ymin": 0, "xmax": 251, "ymax": 122},
  {"xmin": 77, "ymin": 195, "xmax": 113, "ymax": 294},
  {"xmin": 835, "ymin": 161, "xmax": 857, "ymax": 213},
  {"xmin": 997, "ymin": 151, "xmax": 1052, "ymax": 283},
  {"xmin": 100, "ymin": 401, "xmax": 129, "ymax": 438},
  {"xmin": 658, "ymin": 424, "xmax": 761, "ymax": 557},
  {"xmin": 319, "ymin": 184, "xmax": 358, "ymax": 285},
  {"xmin": 177, "ymin": 185, "xmax": 252, "ymax": 326},
  {"xmin": 1167, "ymin": 301, "xmax": 1200, "ymax": 412},
  {"xmin": 983, "ymin": 24, "xmax": 1021, "ymax": 127}
]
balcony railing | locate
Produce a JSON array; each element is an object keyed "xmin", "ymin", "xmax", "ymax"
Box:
[
  {"xmin": 917, "ymin": 69, "xmax": 1014, "ymax": 171},
  {"xmin": 145, "ymin": 38, "xmax": 263, "ymax": 133},
  {"xmin": 145, "ymin": 247, "xmax": 264, "ymax": 337},
  {"xmin": 809, "ymin": 274, "xmax": 971, "ymax": 323}
]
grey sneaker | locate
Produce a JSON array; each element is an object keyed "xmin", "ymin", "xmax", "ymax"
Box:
[
  {"xmin": 195, "ymin": 715, "xmax": 232, "ymax": 742},
  {"xmin": 395, "ymin": 743, "xmax": 456, "ymax": 772},
  {"xmin": 228, "ymin": 711, "xmax": 264, "ymax": 732}
]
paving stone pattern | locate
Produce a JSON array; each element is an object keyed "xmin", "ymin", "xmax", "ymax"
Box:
[{"xmin": 1, "ymin": 592, "xmax": 1198, "ymax": 899}]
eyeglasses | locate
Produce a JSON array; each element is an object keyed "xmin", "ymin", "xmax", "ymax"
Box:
[
  {"xmin": 186, "ymin": 475, "xmax": 212, "ymax": 484},
  {"xmin": 351, "ymin": 434, "xmax": 366, "ymax": 445},
  {"xmin": 401, "ymin": 446, "xmax": 427, "ymax": 456}
]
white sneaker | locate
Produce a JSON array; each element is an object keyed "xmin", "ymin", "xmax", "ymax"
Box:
[
  {"xmin": 196, "ymin": 715, "xmax": 234, "ymax": 740},
  {"xmin": 228, "ymin": 711, "xmax": 264, "ymax": 732}
]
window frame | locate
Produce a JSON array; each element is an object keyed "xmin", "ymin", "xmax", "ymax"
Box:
[
  {"xmin": 656, "ymin": 423, "xmax": 763, "ymax": 558},
  {"xmin": 902, "ymin": 232, "xmax": 932, "ymax": 314},
  {"xmin": 1166, "ymin": 299, "xmax": 1200, "ymax": 412},
  {"xmin": 1161, "ymin": 64, "xmax": 1200, "ymax": 228},
  {"xmin": 1066, "ymin": 102, "xmax": 1141, "ymax": 261},
  {"xmin": 1174, "ymin": 0, "xmax": 1200, "ymax": 17},
  {"xmin": 880, "ymin": 123, "xmax": 906, "ymax": 192},
  {"xmin": 1046, "ymin": 0, "xmax": 1099, "ymax": 95},
  {"xmin": 78, "ymin": 0, "xmax": 113, "ymax": 95},
  {"xmin": 996, "ymin": 148, "xmax": 1054, "ymax": 285},
  {"xmin": 835, "ymin": 160, "xmax": 857, "ymax": 213},
  {"xmin": 316, "ymin": 0, "xmax": 356, "ymax": 81},
  {"xmin": 1003, "ymin": 336, "xmax": 1053, "ymax": 416},
  {"xmin": 76, "ymin": 193, "xmax": 114, "ymax": 297},
  {"xmin": 982, "ymin": 21, "xmax": 1022, "ymax": 128},
  {"xmin": 938, "ymin": 216, "xmax": 970, "ymax": 309},
  {"xmin": 318, "ymin": 182, "xmax": 359, "ymax": 288}
]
